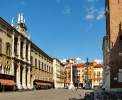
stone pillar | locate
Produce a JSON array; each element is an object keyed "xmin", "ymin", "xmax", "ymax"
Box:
[
  {"xmin": 1, "ymin": 65, "xmax": 4, "ymax": 74},
  {"xmin": 12, "ymin": 30, "xmax": 15, "ymax": 57},
  {"xmin": 31, "ymin": 75, "xmax": 34, "ymax": 89},
  {"xmin": 17, "ymin": 36, "xmax": 21, "ymax": 59},
  {"xmin": 68, "ymin": 64, "xmax": 75, "ymax": 90},
  {"xmin": 23, "ymin": 39, "xmax": 26, "ymax": 61},
  {"xmin": 16, "ymin": 63, "xmax": 22, "ymax": 89},
  {"xmin": 11, "ymin": 31, "xmax": 15, "ymax": 75},
  {"xmin": 22, "ymin": 64, "xmax": 27, "ymax": 89},
  {"xmin": 10, "ymin": 60, "xmax": 14, "ymax": 75},
  {"xmin": 27, "ymin": 66, "xmax": 31, "ymax": 89}
]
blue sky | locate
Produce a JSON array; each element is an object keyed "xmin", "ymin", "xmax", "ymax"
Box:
[{"xmin": 0, "ymin": 0, "xmax": 105, "ymax": 61}]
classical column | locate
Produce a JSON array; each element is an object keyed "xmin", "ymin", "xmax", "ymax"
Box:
[
  {"xmin": 22, "ymin": 64, "xmax": 27, "ymax": 89},
  {"xmin": 10, "ymin": 31, "xmax": 15, "ymax": 75},
  {"xmin": 16, "ymin": 62, "xmax": 22, "ymax": 89},
  {"xmin": 12, "ymin": 30, "xmax": 15, "ymax": 57},
  {"xmin": 1, "ymin": 65, "xmax": 4, "ymax": 74},
  {"xmin": 23, "ymin": 39, "xmax": 26, "ymax": 61},
  {"xmin": 17, "ymin": 36, "xmax": 21, "ymax": 59},
  {"xmin": 27, "ymin": 66, "xmax": 31, "ymax": 89},
  {"xmin": 68, "ymin": 64, "xmax": 75, "ymax": 90},
  {"xmin": 31, "ymin": 75, "xmax": 35, "ymax": 89},
  {"xmin": 10, "ymin": 60, "xmax": 14, "ymax": 75}
]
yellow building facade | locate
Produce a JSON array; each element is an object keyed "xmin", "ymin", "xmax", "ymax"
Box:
[{"xmin": 0, "ymin": 14, "xmax": 54, "ymax": 91}]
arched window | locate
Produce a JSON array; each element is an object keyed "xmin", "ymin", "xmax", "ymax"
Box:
[
  {"xmin": 0, "ymin": 38, "xmax": 2, "ymax": 54},
  {"xmin": 31, "ymin": 56, "xmax": 33, "ymax": 66},
  {"xmin": 6, "ymin": 42, "xmax": 11, "ymax": 56}
]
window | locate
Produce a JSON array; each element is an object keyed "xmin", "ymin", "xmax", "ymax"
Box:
[
  {"xmin": 31, "ymin": 56, "xmax": 33, "ymax": 66},
  {"xmin": 0, "ymin": 40, "xmax": 1, "ymax": 53},
  {"xmin": 45, "ymin": 64, "xmax": 46, "ymax": 71},
  {"xmin": 14, "ymin": 38, "xmax": 18, "ymax": 56},
  {"xmin": 39, "ymin": 60, "xmax": 40, "ymax": 69},
  {"xmin": 20, "ymin": 42, "xmax": 23, "ymax": 58},
  {"xmin": 47, "ymin": 65, "xmax": 48, "ymax": 72},
  {"xmin": 94, "ymin": 72, "xmax": 96, "ymax": 81},
  {"xmin": 97, "ymin": 71, "xmax": 100, "ymax": 81},
  {"xmin": 6, "ymin": 43, "xmax": 11, "ymax": 56},
  {"xmin": 26, "ymin": 45, "xmax": 28, "ymax": 60},
  {"xmin": 42, "ymin": 62, "xmax": 43, "ymax": 70},
  {"xmin": 119, "ymin": 35, "xmax": 122, "ymax": 53},
  {"xmin": 120, "ymin": 35, "xmax": 122, "ymax": 41},
  {"xmin": 35, "ymin": 58, "xmax": 37, "ymax": 68}
]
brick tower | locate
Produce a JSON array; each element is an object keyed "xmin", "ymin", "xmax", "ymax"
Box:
[{"xmin": 103, "ymin": 0, "xmax": 122, "ymax": 91}]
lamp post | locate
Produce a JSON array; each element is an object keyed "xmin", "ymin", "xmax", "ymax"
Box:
[{"xmin": 68, "ymin": 62, "xmax": 75, "ymax": 90}]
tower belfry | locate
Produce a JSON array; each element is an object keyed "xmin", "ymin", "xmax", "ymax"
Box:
[{"xmin": 17, "ymin": 13, "xmax": 27, "ymax": 34}]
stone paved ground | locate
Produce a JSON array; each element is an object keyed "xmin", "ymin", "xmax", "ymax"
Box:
[{"xmin": 0, "ymin": 89, "xmax": 93, "ymax": 100}]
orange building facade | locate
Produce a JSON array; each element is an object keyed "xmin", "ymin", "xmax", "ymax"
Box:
[
  {"xmin": 82, "ymin": 62, "xmax": 103, "ymax": 89},
  {"xmin": 73, "ymin": 64, "xmax": 84, "ymax": 88}
]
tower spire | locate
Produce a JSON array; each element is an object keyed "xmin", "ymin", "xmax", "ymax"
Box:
[
  {"xmin": 17, "ymin": 13, "xmax": 21, "ymax": 24},
  {"xmin": 17, "ymin": 13, "xmax": 27, "ymax": 34}
]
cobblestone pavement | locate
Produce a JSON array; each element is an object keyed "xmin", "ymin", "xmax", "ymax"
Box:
[{"xmin": 0, "ymin": 89, "xmax": 93, "ymax": 100}]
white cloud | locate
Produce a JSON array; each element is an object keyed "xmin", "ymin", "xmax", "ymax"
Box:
[
  {"xmin": 85, "ymin": 6, "xmax": 97, "ymax": 20},
  {"xmin": 85, "ymin": 6, "xmax": 105, "ymax": 21},
  {"xmin": 96, "ymin": 9, "xmax": 105, "ymax": 20},
  {"xmin": 94, "ymin": 59, "xmax": 103, "ymax": 64},
  {"xmin": 61, "ymin": 57, "xmax": 85, "ymax": 64},
  {"xmin": 63, "ymin": 6, "xmax": 72, "ymax": 15},
  {"xmin": 61, "ymin": 59, "xmax": 67, "ymax": 63},
  {"xmin": 87, "ymin": 0, "xmax": 95, "ymax": 2},
  {"xmin": 56, "ymin": 0, "xmax": 61, "ymax": 4},
  {"xmin": 76, "ymin": 57, "xmax": 82, "ymax": 61},
  {"xmin": 20, "ymin": 1, "xmax": 26, "ymax": 6},
  {"xmin": 87, "ymin": 0, "xmax": 99, "ymax": 2},
  {"xmin": 75, "ymin": 57, "xmax": 85, "ymax": 63},
  {"xmin": 86, "ymin": 14, "xmax": 94, "ymax": 20}
]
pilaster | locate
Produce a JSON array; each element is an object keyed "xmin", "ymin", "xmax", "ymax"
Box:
[
  {"xmin": 17, "ymin": 36, "xmax": 21, "ymax": 59},
  {"xmin": 16, "ymin": 62, "xmax": 22, "ymax": 89},
  {"xmin": 23, "ymin": 39, "xmax": 26, "ymax": 61},
  {"xmin": 12, "ymin": 30, "xmax": 15, "ymax": 58},
  {"xmin": 10, "ymin": 30, "xmax": 15, "ymax": 75},
  {"xmin": 27, "ymin": 66, "xmax": 31, "ymax": 89},
  {"xmin": 10, "ymin": 60, "xmax": 14, "ymax": 75},
  {"xmin": 22, "ymin": 64, "xmax": 27, "ymax": 89},
  {"xmin": 1, "ymin": 65, "xmax": 4, "ymax": 74}
]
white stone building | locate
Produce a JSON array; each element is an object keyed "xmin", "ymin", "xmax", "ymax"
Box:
[
  {"xmin": 92, "ymin": 64, "xmax": 103, "ymax": 88},
  {"xmin": 53, "ymin": 58, "xmax": 64, "ymax": 88}
]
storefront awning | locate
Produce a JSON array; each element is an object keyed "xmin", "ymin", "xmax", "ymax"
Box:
[
  {"xmin": 0, "ymin": 79, "xmax": 16, "ymax": 86},
  {"xmin": 35, "ymin": 82, "xmax": 51, "ymax": 86}
]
